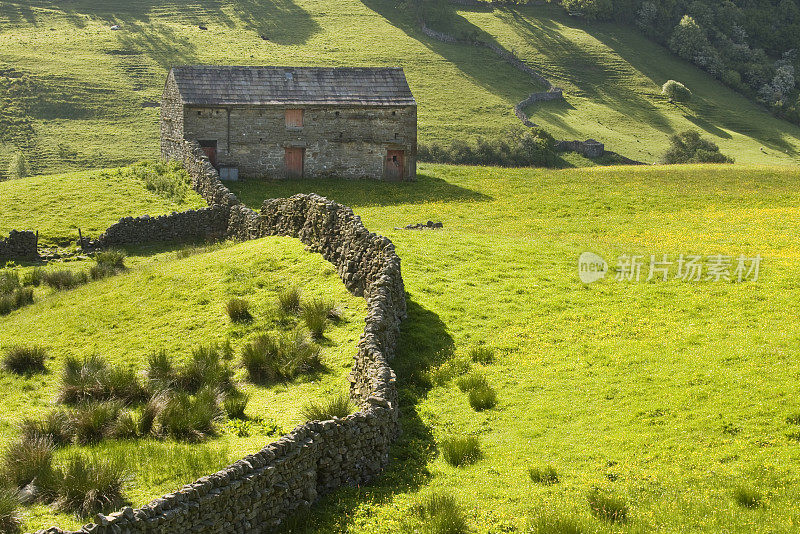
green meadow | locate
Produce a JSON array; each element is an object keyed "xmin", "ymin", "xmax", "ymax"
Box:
[
  {"xmin": 1, "ymin": 0, "xmax": 799, "ymax": 178},
  {"xmin": 228, "ymin": 162, "xmax": 800, "ymax": 533}
]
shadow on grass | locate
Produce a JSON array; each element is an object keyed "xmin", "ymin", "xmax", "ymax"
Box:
[
  {"xmin": 227, "ymin": 173, "xmax": 492, "ymax": 210},
  {"xmin": 275, "ymin": 297, "xmax": 453, "ymax": 533}
]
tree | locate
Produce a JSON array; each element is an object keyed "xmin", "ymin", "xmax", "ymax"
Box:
[
  {"xmin": 668, "ymin": 15, "xmax": 711, "ymax": 62},
  {"xmin": 662, "ymin": 80, "xmax": 692, "ymax": 103},
  {"xmin": 6, "ymin": 151, "xmax": 28, "ymax": 180},
  {"xmin": 660, "ymin": 130, "xmax": 734, "ymax": 164}
]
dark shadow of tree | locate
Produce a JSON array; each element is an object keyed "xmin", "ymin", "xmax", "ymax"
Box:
[
  {"xmin": 273, "ymin": 297, "xmax": 453, "ymax": 533},
  {"xmin": 227, "ymin": 173, "xmax": 493, "ymax": 209},
  {"xmin": 21, "ymin": 0, "xmax": 319, "ymax": 46},
  {"xmin": 114, "ymin": 21, "xmax": 200, "ymax": 70},
  {"xmin": 231, "ymin": 0, "xmax": 320, "ymax": 46}
]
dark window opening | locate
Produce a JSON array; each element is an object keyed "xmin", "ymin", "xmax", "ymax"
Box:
[
  {"xmin": 392, "ymin": 155, "xmax": 398, "ymax": 162},
  {"xmin": 394, "ymin": 133, "xmax": 398, "ymax": 139},
  {"xmin": 197, "ymin": 111, "xmax": 202, "ymax": 116},
  {"xmin": 392, "ymin": 111, "xmax": 396, "ymax": 116},
  {"xmin": 335, "ymin": 111, "xmax": 340, "ymax": 117}
]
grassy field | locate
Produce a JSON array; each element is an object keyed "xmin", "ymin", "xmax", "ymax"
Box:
[
  {"xmin": 0, "ymin": 168, "xmax": 205, "ymax": 247},
  {"xmin": 0, "ymin": 236, "xmax": 366, "ymax": 531},
  {"xmin": 223, "ymin": 162, "xmax": 800, "ymax": 533},
  {"xmin": 0, "ymin": 0, "xmax": 798, "ymax": 178}
]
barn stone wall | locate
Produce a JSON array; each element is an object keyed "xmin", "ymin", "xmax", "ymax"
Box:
[
  {"xmin": 161, "ymin": 71, "xmax": 417, "ymax": 181},
  {"xmin": 32, "ymin": 142, "xmax": 406, "ymax": 534}
]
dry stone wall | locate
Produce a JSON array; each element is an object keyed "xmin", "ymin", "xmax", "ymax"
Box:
[
  {"xmin": 0, "ymin": 230, "xmax": 38, "ymax": 260},
  {"xmin": 32, "ymin": 143, "xmax": 405, "ymax": 534}
]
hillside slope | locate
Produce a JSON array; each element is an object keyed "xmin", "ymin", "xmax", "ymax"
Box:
[{"xmin": 0, "ymin": 0, "xmax": 798, "ymax": 176}]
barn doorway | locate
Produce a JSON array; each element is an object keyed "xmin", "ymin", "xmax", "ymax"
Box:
[
  {"xmin": 385, "ymin": 150, "xmax": 405, "ymax": 181},
  {"xmin": 285, "ymin": 147, "xmax": 304, "ymax": 178},
  {"xmin": 199, "ymin": 140, "xmax": 217, "ymax": 168}
]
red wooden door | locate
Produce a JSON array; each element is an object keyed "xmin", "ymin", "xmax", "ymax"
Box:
[
  {"xmin": 200, "ymin": 145, "xmax": 217, "ymax": 167},
  {"xmin": 385, "ymin": 150, "xmax": 404, "ymax": 181},
  {"xmin": 285, "ymin": 147, "xmax": 304, "ymax": 178}
]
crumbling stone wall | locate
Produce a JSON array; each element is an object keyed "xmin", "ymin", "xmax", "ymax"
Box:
[
  {"xmin": 95, "ymin": 206, "xmax": 230, "ymax": 247},
  {"xmin": 555, "ymin": 139, "xmax": 605, "ymax": 158},
  {"xmin": 0, "ymin": 230, "xmax": 38, "ymax": 260},
  {"xmin": 31, "ymin": 141, "xmax": 405, "ymax": 534}
]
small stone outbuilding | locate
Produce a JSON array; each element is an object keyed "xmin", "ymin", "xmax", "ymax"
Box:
[{"xmin": 161, "ymin": 66, "xmax": 417, "ymax": 181}]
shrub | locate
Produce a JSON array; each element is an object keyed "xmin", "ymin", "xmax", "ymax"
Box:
[
  {"xmin": 587, "ymin": 489, "xmax": 628, "ymax": 522},
  {"xmin": 223, "ymin": 391, "xmax": 249, "ymax": 420},
  {"xmin": 19, "ymin": 411, "xmax": 73, "ymax": 447},
  {"xmin": 413, "ymin": 493, "xmax": 468, "ymax": 534},
  {"xmin": 277, "ymin": 287, "xmax": 301, "ymax": 314},
  {"xmin": 71, "ymin": 402, "xmax": 121, "ymax": 445},
  {"xmin": 60, "ymin": 355, "xmax": 144, "ymax": 404},
  {"xmin": 526, "ymin": 513, "xmax": 584, "ymax": 534},
  {"xmin": 456, "ymin": 372, "xmax": 488, "ymax": 392},
  {"xmin": 225, "ymin": 297, "xmax": 252, "ymax": 323},
  {"xmin": 0, "ymin": 487, "xmax": 21, "ymax": 533},
  {"xmin": 786, "ymin": 413, "xmax": 800, "ymax": 425},
  {"xmin": 301, "ymin": 298, "xmax": 334, "ymax": 338},
  {"xmin": 529, "ymin": 466, "xmax": 559, "ymax": 485},
  {"xmin": 6, "ymin": 151, "xmax": 28, "ymax": 180},
  {"xmin": 89, "ymin": 250, "xmax": 126, "ymax": 280},
  {"xmin": 440, "ymin": 436, "xmax": 482, "ymax": 467},
  {"xmin": 42, "ymin": 269, "xmax": 88, "ymax": 291},
  {"xmin": 734, "ymin": 486, "xmax": 763, "ymax": 508},
  {"xmin": 468, "ymin": 384, "xmax": 497, "ymax": 411},
  {"xmin": 154, "ymin": 388, "xmax": 222, "ymax": 441},
  {"xmin": 53, "ymin": 454, "xmax": 126, "ymax": 517},
  {"xmin": 660, "ymin": 130, "xmax": 734, "ymax": 164},
  {"xmin": 3, "ymin": 345, "xmax": 47, "ymax": 375},
  {"xmin": 240, "ymin": 332, "xmax": 320, "ymax": 383},
  {"xmin": 662, "ymin": 80, "xmax": 692, "ymax": 103},
  {"xmin": 468, "ymin": 345, "xmax": 494, "ymax": 365},
  {"xmin": 300, "ymin": 393, "xmax": 354, "ymax": 421},
  {"xmin": 3, "ymin": 437, "xmax": 54, "ymax": 489},
  {"xmin": 21, "ymin": 267, "xmax": 44, "ymax": 287}
]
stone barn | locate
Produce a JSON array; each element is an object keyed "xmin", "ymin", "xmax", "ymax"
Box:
[{"xmin": 160, "ymin": 65, "xmax": 417, "ymax": 181}]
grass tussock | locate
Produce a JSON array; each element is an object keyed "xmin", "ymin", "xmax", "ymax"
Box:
[
  {"xmin": 240, "ymin": 331, "xmax": 321, "ymax": 383},
  {"xmin": 2, "ymin": 345, "xmax": 47, "ymax": 375},
  {"xmin": 222, "ymin": 391, "xmax": 249, "ymax": 420},
  {"xmin": 428, "ymin": 357, "xmax": 471, "ymax": 387},
  {"xmin": 19, "ymin": 411, "xmax": 73, "ymax": 447},
  {"xmin": 3, "ymin": 437, "xmax": 55, "ymax": 489},
  {"xmin": 468, "ymin": 345, "xmax": 495, "ymax": 365},
  {"xmin": 151, "ymin": 388, "xmax": 223, "ymax": 442},
  {"xmin": 734, "ymin": 486, "xmax": 764, "ymax": 508},
  {"xmin": 301, "ymin": 298, "xmax": 335, "ymax": 338},
  {"xmin": 440, "ymin": 436, "xmax": 482, "ymax": 467},
  {"xmin": 456, "ymin": 372, "xmax": 488, "ymax": 392},
  {"xmin": 529, "ymin": 466, "xmax": 559, "ymax": 485},
  {"xmin": 0, "ymin": 270, "xmax": 21, "ymax": 294},
  {"xmin": 300, "ymin": 393, "xmax": 354, "ymax": 421},
  {"xmin": 106, "ymin": 160, "xmax": 191, "ymax": 203},
  {"xmin": 277, "ymin": 286, "xmax": 301, "ymax": 314},
  {"xmin": 587, "ymin": 489, "xmax": 628, "ymax": 522},
  {"xmin": 89, "ymin": 249, "xmax": 126, "ymax": 280},
  {"xmin": 21, "ymin": 267, "xmax": 44, "ymax": 287},
  {"xmin": 225, "ymin": 297, "xmax": 252, "ymax": 323},
  {"xmin": 0, "ymin": 287, "xmax": 33, "ymax": 316},
  {"xmin": 60, "ymin": 355, "xmax": 144, "ymax": 405},
  {"xmin": 412, "ymin": 493, "xmax": 468, "ymax": 534},
  {"xmin": 53, "ymin": 454, "xmax": 127, "ymax": 517},
  {"xmin": 468, "ymin": 384, "xmax": 497, "ymax": 411},
  {"xmin": 146, "ymin": 345, "xmax": 233, "ymax": 395},
  {"xmin": 71, "ymin": 402, "xmax": 122, "ymax": 445},
  {"xmin": 0, "ymin": 487, "xmax": 21, "ymax": 533},
  {"xmin": 526, "ymin": 513, "xmax": 585, "ymax": 534},
  {"xmin": 42, "ymin": 269, "xmax": 88, "ymax": 291}
]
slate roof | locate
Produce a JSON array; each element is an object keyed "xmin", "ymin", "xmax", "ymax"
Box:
[{"xmin": 169, "ymin": 66, "xmax": 416, "ymax": 107}]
